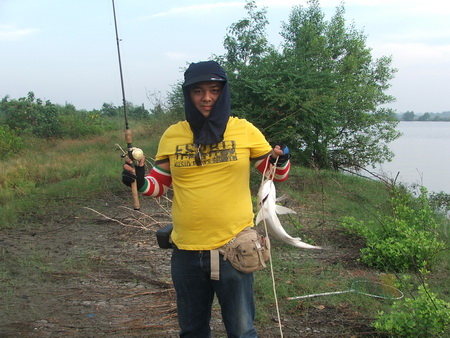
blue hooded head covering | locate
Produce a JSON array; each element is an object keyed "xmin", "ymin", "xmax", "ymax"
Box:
[{"xmin": 183, "ymin": 61, "xmax": 231, "ymax": 145}]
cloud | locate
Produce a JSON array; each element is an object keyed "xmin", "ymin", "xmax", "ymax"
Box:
[
  {"xmin": 373, "ymin": 41, "xmax": 450, "ymax": 68},
  {"xmin": 345, "ymin": 0, "xmax": 450, "ymax": 15},
  {"xmin": 165, "ymin": 51, "xmax": 193, "ymax": 60},
  {"xmin": 0, "ymin": 25, "xmax": 37, "ymax": 41},
  {"xmin": 388, "ymin": 31, "xmax": 450, "ymax": 45},
  {"xmin": 145, "ymin": 0, "xmax": 318, "ymax": 18},
  {"xmin": 143, "ymin": 0, "xmax": 450, "ymax": 22},
  {"xmin": 145, "ymin": 2, "xmax": 244, "ymax": 19}
]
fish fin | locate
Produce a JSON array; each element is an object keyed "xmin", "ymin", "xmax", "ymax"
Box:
[
  {"xmin": 276, "ymin": 195, "xmax": 288, "ymax": 203},
  {"xmin": 275, "ymin": 205, "xmax": 297, "ymax": 215}
]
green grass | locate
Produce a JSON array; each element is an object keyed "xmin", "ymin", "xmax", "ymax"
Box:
[
  {"xmin": 281, "ymin": 166, "xmax": 392, "ymax": 222},
  {"xmin": 0, "ymin": 122, "xmax": 164, "ymax": 228},
  {"xmin": 251, "ymin": 166, "xmax": 449, "ymax": 332}
]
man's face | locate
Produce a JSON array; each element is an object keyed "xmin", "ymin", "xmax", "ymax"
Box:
[{"xmin": 189, "ymin": 81, "xmax": 224, "ymax": 118}]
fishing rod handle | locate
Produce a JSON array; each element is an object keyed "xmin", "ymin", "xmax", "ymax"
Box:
[{"xmin": 131, "ymin": 181, "xmax": 140, "ymax": 210}]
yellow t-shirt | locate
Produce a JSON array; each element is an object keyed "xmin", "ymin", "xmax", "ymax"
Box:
[{"xmin": 155, "ymin": 116, "xmax": 271, "ymax": 250}]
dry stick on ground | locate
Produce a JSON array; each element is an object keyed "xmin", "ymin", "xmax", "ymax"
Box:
[
  {"xmin": 84, "ymin": 207, "xmax": 167, "ymax": 231},
  {"xmin": 122, "ymin": 289, "xmax": 174, "ymax": 299},
  {"xmin": 84, "ymin": 182, "xmax": 173, "ymax": 229},
  {"xmin": 119, "ymin": 206, "xmax": 171, "ymax": 229},
  {"xmin": 118, "ymin": 206, "xmax": 160, "ymax": 229},
  {"xmin": 84, "ymin": 207, "xmax": 130, "ymax": 227}
]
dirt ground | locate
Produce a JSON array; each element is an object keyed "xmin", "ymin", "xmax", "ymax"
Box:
[{"xmin": 0, "ymin": 192, "xmax": 381, "ymax": 337}]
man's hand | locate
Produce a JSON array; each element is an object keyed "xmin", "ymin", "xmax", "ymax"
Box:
[
  {"xmin": 121, "ymin": 156, "xmax": 146, "ymax": 189},
  {"xmin": 271, "ymin": 145, "xmax": 284, "ymax": 158},
  {"xmin": 123, "ymin": 156, "xmax": 145, "ymax": 174},
  {"xmin": 270, "ymin": 144, "xmax": 290, "ymax": 165}
]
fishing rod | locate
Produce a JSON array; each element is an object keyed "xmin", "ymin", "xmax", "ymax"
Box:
[{"xmin": 112, "ymin": 0, "xmax": 142, "ymax": 210}]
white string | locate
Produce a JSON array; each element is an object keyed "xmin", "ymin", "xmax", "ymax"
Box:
[
  {"xmin": 260, "ymin": 157, "xmax": 284, "ymax": 337},
  {"xmin": 288, "ymin": 280, "xmax": 404, "ymax": 300}
]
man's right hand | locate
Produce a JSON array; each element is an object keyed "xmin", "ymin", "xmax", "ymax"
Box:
[{"xmin": 121, "ymin": 156, "xmax": 146, "ymax": 189}]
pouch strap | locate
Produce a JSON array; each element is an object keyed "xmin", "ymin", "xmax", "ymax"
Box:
[
  {"xmin": 210, "ymin": 249, "xmax": 220, "ymax": 280},
  {"xmin": 255, "ymin": 240, "xmax": 267, "ymax": 268}
]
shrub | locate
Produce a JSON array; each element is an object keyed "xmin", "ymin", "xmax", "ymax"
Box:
[
  {"xmin": 1, "ymin": 92, "xmax": 62, "ymax": 138},
  {"xmin": 373, "ymin": 284, "xmax": 450, "ymax": 337},
  {"xmin": 342, "ymin": 186, "xmax": 445, "ymax": 272},
  {"xmin": 58, "ymin": 110, "xmax": 113, "ymax": 138},
  {"xmin": 0, "ymin": 125, "xmax": 24, "ymax": 160},
  {"xmin": 1, "ymin": 93, "xmax": 115, "ymax": 140}
]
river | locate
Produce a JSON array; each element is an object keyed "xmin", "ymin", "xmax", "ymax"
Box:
[{"xmin": 370, "ymin": 121, "xmax": 450, "ymax": 194}]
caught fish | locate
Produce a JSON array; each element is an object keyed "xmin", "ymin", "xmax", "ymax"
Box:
[{"xmin": 256, "ymin": 179, "xmax": 322, "ymax": 250}]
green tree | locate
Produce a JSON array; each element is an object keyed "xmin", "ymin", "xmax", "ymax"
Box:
[
  {"xmin": 1, "ymin": 92, "xmax": 62, "ymax": 138},
  {"xmin": 1, "ymin": 93, "xmax": 114, "ymax": 139},
  {"xmin": 217, "ymin": 0, "xmax": 273, "ymax": 123},
  {"xmin": 100, "ymin": 102, "xmax": 119, "ymax": 117},
  {"xmin": 128, "ymin": 103, "xmax": 149, "ymax": 119},
  {"xmin": 220, "ymin": 0, "xmax": 400, "ymax": 169},
  {"xmin": 103, "ymin": 101, "xmax": 150, "ymax": 119},
  {"xmin": 221, "ymin": 0, "xmax": 270, "ymax": 71},
  {"xmin": 402, "ymin": 111, "xmax": 415, "ymax": 121},
  {"xmin": 0, "ymin": 124, "xmax": 24, "ymax": 159},
  {"xmin": 418, "ymin": 112, "xmax": 431, "ymax": 121}
]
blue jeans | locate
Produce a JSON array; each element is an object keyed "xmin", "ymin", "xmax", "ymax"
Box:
[{"xmin": 171, "ymin": 246, "xmax": 257, "ymax": 338}]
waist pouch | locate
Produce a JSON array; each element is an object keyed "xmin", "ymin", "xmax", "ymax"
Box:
[{"xmin": 218, "ymin": 227, "xmax": 270, "ymax": 275}]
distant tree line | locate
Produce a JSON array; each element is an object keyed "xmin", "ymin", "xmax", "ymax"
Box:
[
  {"xmin": 0, "ymin": 92, "xmax": 147, "ymax": 159},
  {"xmin": 399, "ymin": 111, "xmax": 450, "ymax": 121},
  {"xmin": 0, "ymin": 90, "xmax": 181, "ymax": 159}
]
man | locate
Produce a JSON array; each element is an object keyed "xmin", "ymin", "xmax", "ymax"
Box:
[{"xmin": 123, "ymin": 61, "xmax": 290, "ymax": 337}]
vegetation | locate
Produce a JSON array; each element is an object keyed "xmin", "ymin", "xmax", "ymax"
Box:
[
  {"xmin": 0, "ymin": 92, "xmax": 115, "ymax": 140},
  {"xmin": 1, "ymin": 113, "xmax": 448, "ymax": 336},
  {"xmin": 400, "ymin": 110, "xmax": 450, "ymax": 121},
  {"xmin": 1, "ymin": 0, "xmax": 448, "ymax": 335},
  {"xmin": 0, "ymin": 124, "xmax": 23, "ymax": 159},
  {"xmin": 0, "ymin": 117, "xmax": 167, "ymax": 227},
  {"xmin": 215, "ymin": 0, "xmax": 400, "ymax": 170},
  {"xmin": 342, "ymin": 186, "xmax": 446, "ymax": 272},
  {"xmin": 373, "ymin": 283, "xmax": 450, "ymax": 337},
  {"xmin": 0, "ymin": 92, "xmax": 158, "ymax": 160},
  {"xmin": 164, "ymin": 0, "xmax": 401, "ymax": 170}
]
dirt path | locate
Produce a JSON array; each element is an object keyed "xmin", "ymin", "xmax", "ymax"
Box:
[{"xmin": 0, "ymin": 194, "xmax": 377, "ymax": 337}]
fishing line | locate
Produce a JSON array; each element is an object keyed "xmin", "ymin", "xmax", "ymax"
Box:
[
  {"xmin": 288, "ymin": 279, "xmax": 404, "ymax": 301},
  {"xmin": 259, "ymin": 157, "xmax": 284, "ymax": 337}
]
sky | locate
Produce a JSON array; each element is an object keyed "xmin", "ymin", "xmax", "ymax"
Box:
[{"xmin": 1, "ymin": 0, "xmax": 449, "ymax": 114}]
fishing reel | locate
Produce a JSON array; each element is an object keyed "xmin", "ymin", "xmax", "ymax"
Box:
[
  {"xmin": 116, "ymin": 144, "xmax": 144, "ymax": 162},
  {"xmin": 128, "ymin": 147, "xmax": 144, "ymax": 161}
]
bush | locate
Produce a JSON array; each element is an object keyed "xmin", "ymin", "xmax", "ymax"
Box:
[
  {"xmin": 0, "ymin": 125, "xmax": 24, "ymax": 159},
  {"xmin": 342, "ymin": 186, "xmax": 445, "ymax": 272},
  {"xmin": 58, "ymin": 109, "xmax": 113, "ymax": 138},
  {"xmin": 1, "ymin": 92, "xmax": 62, "ymax": 138},
  {"xmin": 373, "ymin": 284, "xmax": 450, "ymax": 337},
  {"xmin": 1, "ymin": 93, "xmax": 115, "ymax": 140}
]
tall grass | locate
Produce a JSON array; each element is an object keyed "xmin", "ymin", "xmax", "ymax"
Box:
[{"xmin": 0, "ymin": 119, "xmax": 166, "ymax": 228}]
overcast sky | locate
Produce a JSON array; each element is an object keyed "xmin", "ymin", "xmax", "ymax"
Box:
[{"xmin": 1, "ymin": 0, "xmax": 449, "ymax": 114}]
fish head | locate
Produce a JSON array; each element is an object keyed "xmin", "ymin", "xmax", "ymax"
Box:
[{"xmin": 257, "ymin": 179, "xmax": 276, "ymax": 208}]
